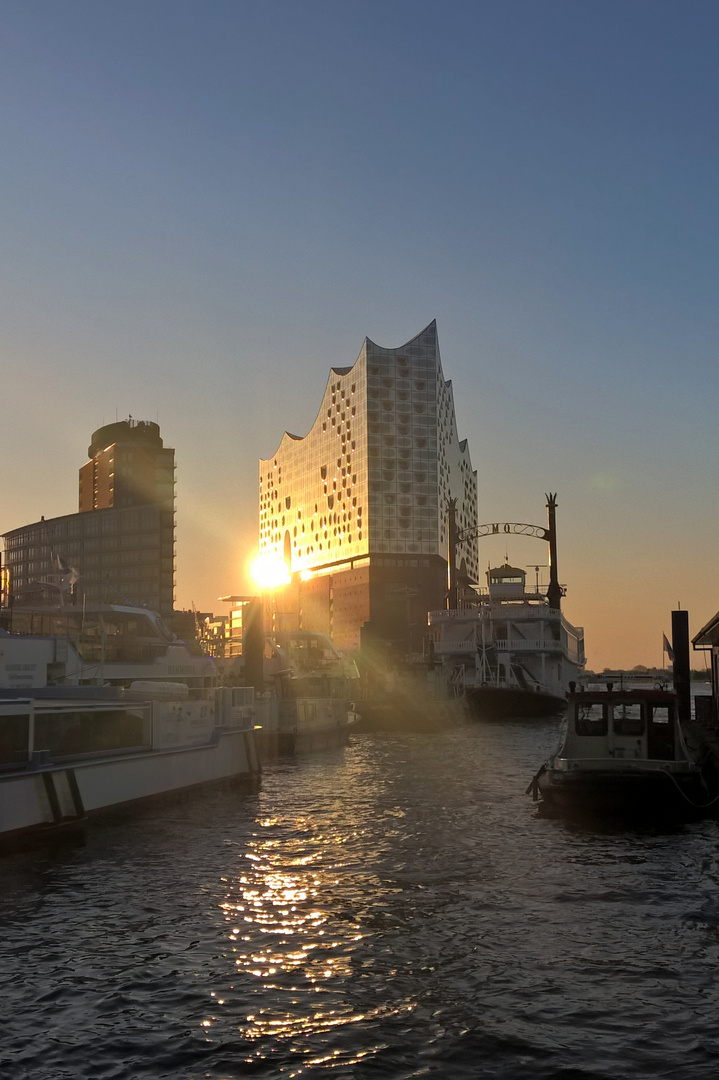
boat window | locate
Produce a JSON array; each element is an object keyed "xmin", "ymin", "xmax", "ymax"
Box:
[
  {"xmin": 34, "ymin": 707, "xmax": 150, "ymax": 757},
  {"xmin": 575, "ymin": 703, "xmax": 608, "ymax": 736},
  {"xmin": 612, "ymin": 702, "xmax": 644, "ymax": 737},
  {"xmin": 0, "ymin": 711, "xmax": 30, "ymax": 768},
  {"xmin": 650, "ymin": 706, "xmax": 671, "ymax": 725}
]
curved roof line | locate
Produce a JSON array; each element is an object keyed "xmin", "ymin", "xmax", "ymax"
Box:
[
  {"xmin": 261, "ymin": 354, "xmax": 364, "ymax": 461},
  {"xmin": 364, "ymin": 318, "xmax": 437, "ymax": 353},
  {"xmin": 260, "ymin": 320, "xmax": 439, "ymax": 462}
]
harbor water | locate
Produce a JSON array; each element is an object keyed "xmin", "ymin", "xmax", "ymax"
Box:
[{"xmin": 3, "ymin": 719, "xmax": 719, "ymax": 1079}]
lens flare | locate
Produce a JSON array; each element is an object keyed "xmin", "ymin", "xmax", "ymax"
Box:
[{"xmin": 248, "ymin": 552, "xmax": 291, "ymax": 590}]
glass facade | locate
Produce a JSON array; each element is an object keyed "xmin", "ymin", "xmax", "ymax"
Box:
[{"xmin": 259, "ymin": 320, "xmax": 478, "ymax": 582}]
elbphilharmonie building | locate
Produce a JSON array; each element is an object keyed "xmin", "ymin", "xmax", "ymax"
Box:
[{"xmin": 259, "ymin": 320, "xmax": 478, "ymax": 653}]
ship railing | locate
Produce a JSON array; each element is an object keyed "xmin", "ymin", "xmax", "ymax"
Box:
[
  {"xmin": 428, "ymin": 608, "xmax": 489, "ymax": 623},
  {"xmin": 495, "ymin": 638, "xmax": 565, "ymax": 653},
  {"xmin": 432, "ymin": 637, "xmax": 568, "ymax": 656},
  {"xmin": 432, "ymin": 640, "xmax": 477, "ymax": 654},
  {"xmin": 428, "ymin": 606, "xmax": 564, "ymax": 624}
]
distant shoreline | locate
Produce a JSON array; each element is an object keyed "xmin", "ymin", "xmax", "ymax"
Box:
[{"xmin": 585, "ymin": 669, "xmax": 711, "ymax": 682}]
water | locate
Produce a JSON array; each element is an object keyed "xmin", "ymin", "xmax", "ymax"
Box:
[{"xmin": 3, "ymin": 721, "xmax": 719, "ymax": 1079}]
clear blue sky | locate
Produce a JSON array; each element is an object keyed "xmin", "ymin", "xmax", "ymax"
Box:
[{"xmin": 1, "ymin": 0, "xmax": 717, "ymax": 668}]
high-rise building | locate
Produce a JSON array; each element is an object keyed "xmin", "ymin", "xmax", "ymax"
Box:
[
  {"xmin": 79, "ymin": 419, "xmax": 175, "ymax": 513},
  {"xmin": 3, "ymin": 419, "xmax": 175, "ymax": 615},
  {"xmin": 258, "ymin": 321, "xmax": 478, "ymax": 653}
]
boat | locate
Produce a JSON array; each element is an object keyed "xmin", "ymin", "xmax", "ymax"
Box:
[
  {"xmin": 0, "ymin": 685, "xmax": 260, "ymax": 844},
  {"xmin": 0, "ymin": 602, "xmax": 260, "ymax": 843},
  {"xmin": 428, "ymin": 560, "xmax": 585, "ymax": 719},
  {"xmin": 237, "ymin": 630, "xmax": 361, "ymax": 756},
  {"xmin": 0, "ymin": 601, "xmax": 218, "ymax": 693},
  {"xmin": 528, "ymin": 683, "xmax": 719, "ymax": 818},
  {"xmin": 0, "ymin": 602, "xmax": 360, "ymax": 753}
]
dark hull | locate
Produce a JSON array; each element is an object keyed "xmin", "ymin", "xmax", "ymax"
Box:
[
  {"xmin": 538, "ymin": 768, "xmax": 712, "ymax": 820},
  {"xmin": 468, "ymin": 685, "xmax": 566, "ymax": 720}
]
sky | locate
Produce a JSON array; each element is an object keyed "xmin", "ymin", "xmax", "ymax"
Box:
[{"xmin": 0, "ymin": 0, "xmax": 717, "ymax": 671}]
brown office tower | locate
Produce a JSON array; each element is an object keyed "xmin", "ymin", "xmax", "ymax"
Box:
[
  {"xmin": 79, "ymin": 419, "xmax": 175, "ymax": 513},
  {"xmin": 258, "ymin": 321, "xmax": 478, "ymax": 655},
  {"xmin": 3, "ymin": 419, "xmax": 175, "ymax": 615}
]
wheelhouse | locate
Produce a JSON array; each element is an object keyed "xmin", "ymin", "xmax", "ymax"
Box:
[{"xmin": 562, "ymin": 690, "xmax": 683, "ymax": 763}]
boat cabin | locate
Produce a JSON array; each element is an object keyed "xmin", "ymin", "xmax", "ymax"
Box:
[
  {"xmin": 560, "ymin": 689, "xmax": 685, "ymax": 764},
  {"xmin": 0, "ymin": 603, "xmax": 217, "ymax": 692},
  {"xmin": 486, "ymin": 562, "xmax": 526, "ymax": 601}
]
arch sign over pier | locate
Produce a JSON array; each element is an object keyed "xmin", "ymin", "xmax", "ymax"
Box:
[
  {"xmin": 448, "ymin": 493, "xmax": 562, "ymax": 612},
  {"xmin": 463, "ymin": 521, "xmax": 551, "ymax": 542}
]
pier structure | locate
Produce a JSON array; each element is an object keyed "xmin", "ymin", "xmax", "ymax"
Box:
[{"xmin": 692, "ymin": 610, "xmax": 719, "ymax": 727}]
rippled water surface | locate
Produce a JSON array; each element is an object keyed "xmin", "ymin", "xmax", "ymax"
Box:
[{"xmin": 3, "ymin": 721, "xmax": 719, "ymax": 1079}]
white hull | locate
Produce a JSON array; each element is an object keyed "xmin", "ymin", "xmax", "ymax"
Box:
[{"xmin": 0, "ymin": 727, "xmax": 259, "ymax": 840}]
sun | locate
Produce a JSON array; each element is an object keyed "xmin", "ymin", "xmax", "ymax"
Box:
[{"xmin": 248, "ymin": 552, "xmax": 291, "ymax": 590}]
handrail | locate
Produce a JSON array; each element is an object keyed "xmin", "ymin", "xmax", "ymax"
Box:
[
  {"xmin": 432, "ymin": 638, "xmax": 567, "ymax": 654},
  {"xmin": 428, "ymin": 606, "xmax": 564, "ymax": 622}
]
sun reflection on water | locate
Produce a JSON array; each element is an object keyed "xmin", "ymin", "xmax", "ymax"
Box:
[{"xmin": 213, "ymin": 808, "xmax": 409, "ymax": 1061}]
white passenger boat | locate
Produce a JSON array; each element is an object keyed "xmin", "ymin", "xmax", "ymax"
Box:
[
  {"xmin": 428, "ymin": 561, "xmax": 585, "ymax": 719},
  {"xmin": 0, "ymin": 603, "xmax": 259, "ymax": 842},
  {"xmin": 0, "ymin": 602, "xmax": 218, "ymax": 693},
  {"xmin": 529, "ymin": 684, "xmax": 717, "ymax": 818},
  {"xmin": 0, "ymin": 686, "xmax": 259, "ymax": 843}
]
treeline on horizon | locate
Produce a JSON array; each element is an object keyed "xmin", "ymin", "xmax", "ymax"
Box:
[{"xmin": 586, "ymin": 667, "xmax": 711, "ymax": 680}]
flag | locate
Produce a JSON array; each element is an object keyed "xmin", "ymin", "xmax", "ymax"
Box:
[{"xmin": 663, "ymin": 633, "xmax": 675, "ymax": 663}]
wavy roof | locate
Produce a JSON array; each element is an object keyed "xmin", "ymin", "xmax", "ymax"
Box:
[{"xmin": 261, "ymin": 320, "xmax": 439, "ymax": 462}]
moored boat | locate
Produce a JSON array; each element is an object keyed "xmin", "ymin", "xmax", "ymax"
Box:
[
  {"xmin": 0, "ymin": 685, "xmax": 260, "ymax": 844},
  {"xmin": 432, "ymin": 494, "xmax": 585, "ymax": 720},
  {"xmin": 257, "ymin": 630, "xmax": 360, "ymax": 755},
  {"xmin": 219, "ymin": 628, "xmax": 361, "ymax": 758},
  {"xmin": 429, "ymin": 560, "xmax": 583, "ymax": 720},
  {"xmin": 529, "ymin": 684, "xmax": 718, "ymax": 819},
  {"xmin": 0, "ymin": 602, "xmax": 261, "ymax": 843}
]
